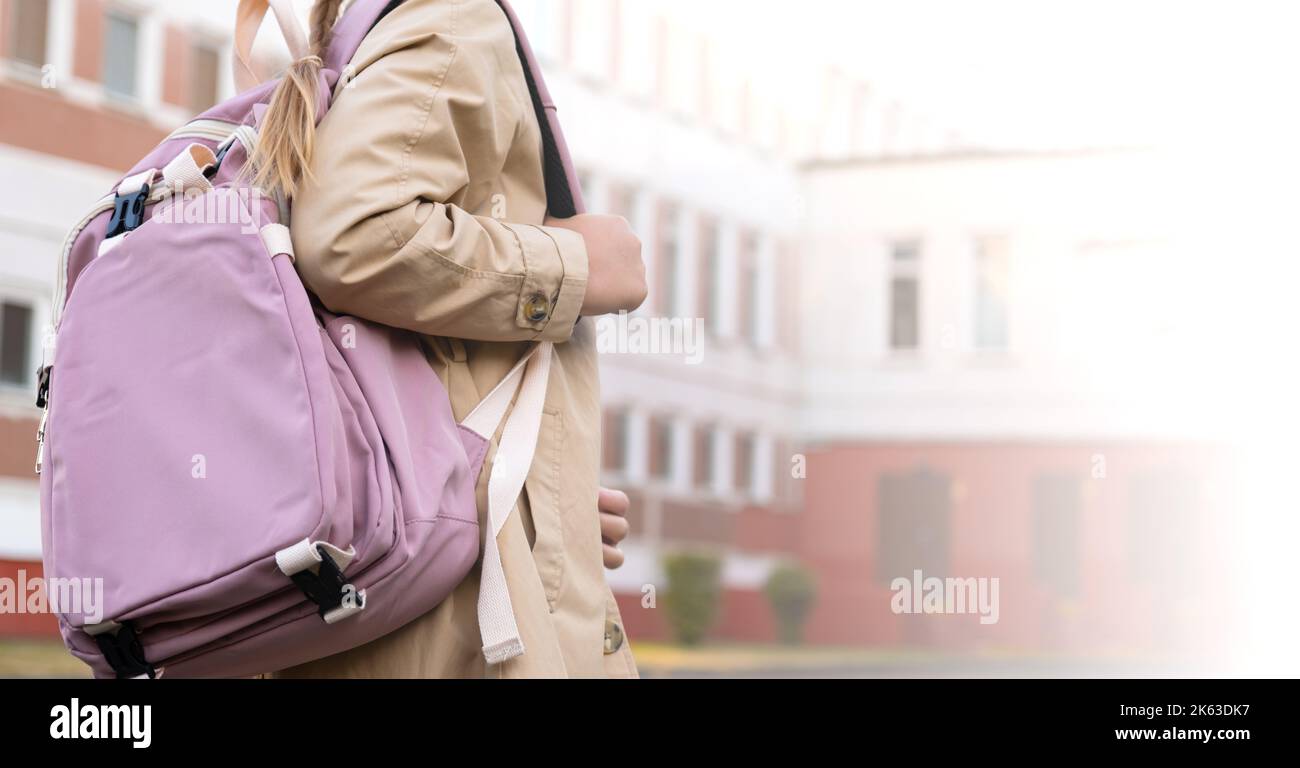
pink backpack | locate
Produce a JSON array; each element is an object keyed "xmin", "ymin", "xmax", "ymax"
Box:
[{"xmin": 38, "ymin": 0, "xmax": 582, "ymax": 678}]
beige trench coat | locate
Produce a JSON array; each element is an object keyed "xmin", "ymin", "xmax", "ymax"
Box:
[{"xmin": 274, "ymin": 0, "xmax": 637, "ymax": 678}]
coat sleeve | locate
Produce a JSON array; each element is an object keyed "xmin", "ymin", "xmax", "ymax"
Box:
[{"xmin": 288, "ymin": 8, "xmax": 587, "ymax": 343}]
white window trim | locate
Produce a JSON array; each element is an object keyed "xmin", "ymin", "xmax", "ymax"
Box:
[
  {"xmin": 754, "ymin": 235, "xmax": 777, "ymax": 350},
  {"xmin": 675, "ymin": 207, "xmax": 697, "ymax": 322},
  {"xmin": 710, "ymin": 424, "xmax": 733, "ymax": 499},
  {"xmin": 752, "ymin": 433, "xmax": 775, "ymax": 503},
  {"xmin": 624, "ymin": 408, "xmax": 648, "ymax": 484},
  {"xmin": 972, "ymin": 234, "xmax": 1014, "ymax": 356},
  {"xmin": 715, "ymin": 221, "xmax": 740, "ymax": 341},
  {"xmin": 0, "ymin": 286, "xmax": 50, "ymax": 412}
]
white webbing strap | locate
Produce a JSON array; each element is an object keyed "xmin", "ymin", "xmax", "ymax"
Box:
[
  {"xmin": 275, "ymin": 539, "xmax": 367, "ymax": 624},
  {"xmin": 460, "ymin": 341, "xmax": 554, "ymax": 665},
  {"xmin": 233, "ymin": 0, "xmax": 310, "ymax": 93},
  {"xmin": 161, "ymin": 143, "xmax": 216, "ymax": 194},
  {"xmin": 275, "ymin": 539, "xmax": 357, "ymax": 575},
  {"xmin": 117, "ymin": 168, "xmax": 155, "ymax": 196},
  {"xmin": 259, "ymin": 223, "xmax": 295, "ymax": 262},
  {"xmin": 97, "ymin": 234, "xmax": 125, "ymax": 259}
]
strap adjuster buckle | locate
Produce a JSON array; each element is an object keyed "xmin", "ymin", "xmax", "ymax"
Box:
[
  {"xmin": 105, "ymin": 183, "xmax": 152, "ymax": 239},
  {"xmin": 289, "ymin": 545, "xmax": 364, "ymax": 622}
]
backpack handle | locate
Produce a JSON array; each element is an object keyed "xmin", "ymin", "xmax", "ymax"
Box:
[{"xmin": 233, "ymin": 0, "xmax": 311, "ymax": 93}]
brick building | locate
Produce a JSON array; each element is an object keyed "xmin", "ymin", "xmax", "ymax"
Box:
[{"xmin": 1, "ymin": 0, "xmax": 1229, "ymax": 662}]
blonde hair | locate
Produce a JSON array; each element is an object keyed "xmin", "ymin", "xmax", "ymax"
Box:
[{"xmin": 249, "ymin": 0, "xmax": 346, "ymax": 199}]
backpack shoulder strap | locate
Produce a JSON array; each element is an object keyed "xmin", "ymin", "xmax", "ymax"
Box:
[
  {"xmin": 323, "ymin": 0, "xmax": 402, "ymax": 75},
  {"xmin": 327, "ymin": 0, "xmax": 586, "ymax": 217},
  {"xmin": 495, "ymin": 0, "xmax": 586, "ymax": 217}
]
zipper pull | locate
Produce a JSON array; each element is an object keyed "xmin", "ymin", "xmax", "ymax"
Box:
[
  {"xmin": 35, "ymin": 365, "xmax": 51, "ymax": 409},
  {"xmin": 35, "ymin": 408, "xmax": 48, "ymax": 476}
]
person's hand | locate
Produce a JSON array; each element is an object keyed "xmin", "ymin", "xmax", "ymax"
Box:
[
  {"xmin": 545, "ymin": 214, "xmax": 646, "ymax": 316},
  {"xmin": 598, "ymin": 487, "xmax": 631, "ymax": 569}
]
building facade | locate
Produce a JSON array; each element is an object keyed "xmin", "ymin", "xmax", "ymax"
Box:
[
  {"xmin": 0, "ymin": 0, "xmax": 238, "ymax": 637},
  {"xmin": 1, "ymin": 0, "xmax": 1227, "ymax": 662}
]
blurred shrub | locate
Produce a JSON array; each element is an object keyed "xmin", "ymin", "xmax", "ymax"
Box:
[
  {"xmin": 764, "ymin": 561, "xmax": 817, "ymax": 645},
  {"xmin": 662, "ymin": 551, "xmax": 722, "ymax": 646}
]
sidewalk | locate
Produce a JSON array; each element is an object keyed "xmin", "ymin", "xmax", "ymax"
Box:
[
  {"xmin": 630, "ymin": 642, "xmax": 1206, "ymax": 678},
  {"xmin": 1, "ymin": 638, "xmax": 1208, "ymax": 679}
]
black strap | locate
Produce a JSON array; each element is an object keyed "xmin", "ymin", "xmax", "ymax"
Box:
[
  {"xmin": 510, "ymin": 30, "xmax": 576, "ymax": 219},
  {"xmin": 368, "ymin": 0, "xmax": 576, "ymax": 217},
  {"xmin": 92, "ymin": 623, "xmax": 156, "ymax": 679}
]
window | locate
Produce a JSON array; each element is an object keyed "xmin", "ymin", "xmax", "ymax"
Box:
[
  {"xmin": 660, "ymin": 22, "xmax": 701, "ymax": 117},
  {"xmin": 889, "ymin": 241, "xmax": 921, "ymax": 351},
  {"xmin": 737, "ymin": 232, "xmax": 760, "ymax": 346},
  {"xmin": 647, "ymin": 415, "xmax": 673, "ymax": 482},
  {"xmin": 776, "ymin": 243, "xmax": 801, "ymax": 354},
  {"xmin": 615, "ymin": 0, "xmax": 654, "ymax": 98},
  {"xmin": 570, "ymin": 0, "xmax": 613, "ymax": 81},
  {"xmin": 697, "ymin": 217, "xmax": 719, "ymax": 333},
  {"xmin": 1032, "ymin": 474, "xmax": 1081, "ymax": 596},
  {"xmin": 876, "ymin": 468, "xmax": 951, "ymax": 583},
  {"xmin": 693, "ymin": 425, "xmax": 715, "ymax": 490},
  {"xmin": 656, "ymin": 201, "xmax": 679, "ymax": 316},
  {"xmin": 190, "ymin": 43, "xmax": 222, "ymax": 113},
  {"xmin": 7, "ymin": 0, "xmax": 49, "ymax": 68},
  {"xmin": 0, "ymin": 301, "xmax": 34, "ymax": 387},
  {"xmin": 772, "ymin": 438, "xmax": 803, "ymax": 504},
  {"xmin": 602, "ymin": 409, "xmax": 629, "ymax": 473},
  {"xmin": 607, "ymin": 182, "xmax": 639, "ymax": 234},
  {"xmin": 734, "ymin": 433, "xmax": 754, "ymax": 496},
  {"xmin": 975, "ymin": 236, "xmax": 1010, "ymax": 350},
  {"xmin": 103, "ymin": 11, "xmax": 140, "ymax": 100},
  {"xmin": 513, "ymin": 0, "xmax": 563, "ymax": 62}
]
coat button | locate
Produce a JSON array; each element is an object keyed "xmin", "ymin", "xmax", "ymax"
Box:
[
  {"xmin": 604, "ymin": 618, "xmax": 625, "ymax": 655},
  {"xmin": 524, "ymin": 293, "xmax": 550, "ymax": 323}
]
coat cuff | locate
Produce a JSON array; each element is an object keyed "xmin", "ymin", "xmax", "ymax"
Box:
[{"xmin": 505, "ymin": 223, "xmax": 588, "ymax": 342}]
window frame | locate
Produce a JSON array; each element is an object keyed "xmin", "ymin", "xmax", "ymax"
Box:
[
  {"xmin": 974, "ymin": 235, "xmax": 1012, "ymax": 352},
  {"xmin": 0, "ymin": 289, "xmax": 45, "ymax": 398},
  {"xmin": 188, "ymin": 37, "xmax": 224, "ymax": 115},
  {"xmin": 5, "ymin": 0, "xmax": 51, "ymax": 71},
  {"xmin": 693, "ymin": 423, "xmax": 715, "ymax": 492},
  {"xmin": 655, "ymin": 200, "xmax": 680, "ymax": 317},
  {"xmin": 888, "ymin": 239, "xmax": 923, "ymax": 353},
  {"xmin": 733, "ymin": 431, "xmax": 755, "ymax": 498},
  {"xmin": 102, "ymin": 8, "xmax": 142, "ymax": 102},
  {"xmin": 602, "ymin": 407, "xmax": 630, "ymax": 474},
  {"xmin": 647, "ymin": 414, "xmax": 673, "ymax": 483}
]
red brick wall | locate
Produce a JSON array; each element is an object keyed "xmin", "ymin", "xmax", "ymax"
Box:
[
  {"xmin": 72, "ymin": 0, "xmax": 104, "ymax": 83},
  {"xmin": 619, "ymin": 440, "xmax": 1237, "ymax": 656},
  {"xmin": 617, "ymin": 587, "xmax": 775, "ymax": 645},
  {"xmin": 0, "ymin": 80, "xmax": 167, "ymax": 170},
  {"xmin": 161, "ymin": 24, "xmax": 191, "ymax": 108},
  {"xmin": 0, "ymin": 416, "xmax": 39, "ymax": 478},
  {"xmin": 0, "ymin": 0, "xmax": 10, "ymax": 60},
  {"xmin": 798, "ymin": 441, "xmax": 1238, "ymax": 655}
]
